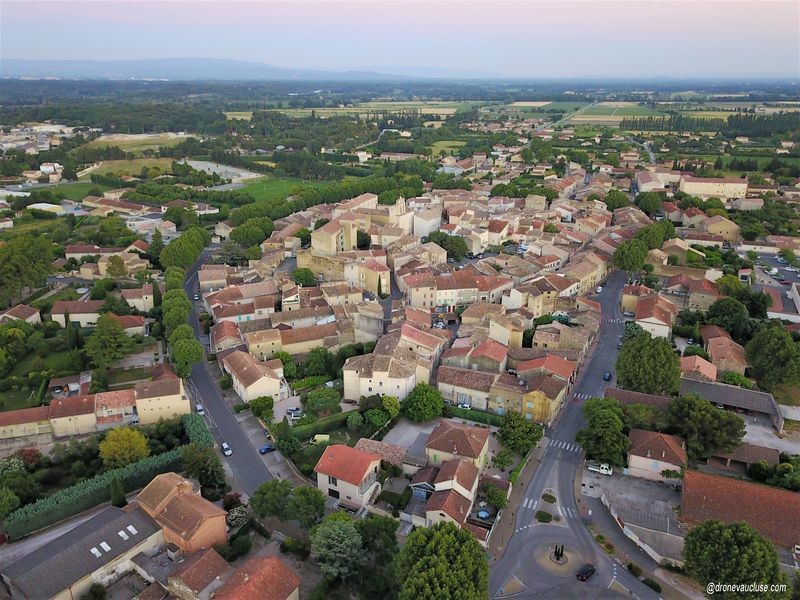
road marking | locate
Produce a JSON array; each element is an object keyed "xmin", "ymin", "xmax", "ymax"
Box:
[{"xmin": 573, "ymin": 392, "xmax": 590, "ymax": 401}]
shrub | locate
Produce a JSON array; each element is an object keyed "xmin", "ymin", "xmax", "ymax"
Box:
[
  {"xmin": 226, "ymin": 505, "xmax": 250, "ymax": 529},
  {"xmin": 232, "ymin": 403, "xmax": 250, "ymax": 413},
  {"xmin": 291, "ymin": 411, "xmax": 350, "ymax": 440},
  {"xmin": 292, "ymin": 375, "xmax": 329, "ymax": 391},
  {"xmin": 217, "ymin": 534, "xmax": 252, "ymax": 562},
  {"xmin": 219, "ymin": 374, "xmax": 233, "ymax": 389},
  {"xmin": 643, "ymin": 579, "xmax": 661, "ymax": 592},
  {"xmin": 604, "ymin": 542, "xmax": 615, "ymax": 554},
  {"xmin": 398, "ymin": 485, "xmax": 412, "ymax": 509},
  {"xmin": 509, "ymin": 457, "xmax": 527, "ymax": 483},
  {"xmin": 450, "ymin": 406, "xmax": 504, "ymax": 426},
  {"xmin": 280, "ymin": 536, "xmax": 310, "ymax": 560},
  {"xmin": 535, "ymin": 511, "xmax": 553, "ymax": 523},
  {"xmin": 627, "ymin": 563, "xmax": 642, "ymax": 577},
  {"xmin": 595, "ymin": 534, "xmax": 605, "ymax": 543},
  {"xmin": 183, "ymin": 413, "xmax": 214, "ymax": 447},
  {"xmin": 222, "ymin": 491, "xmax": 242, "ymax": 511},
  {"xmin": 542, "ymin": 493, "xmax": 556, "ymax": 504}
]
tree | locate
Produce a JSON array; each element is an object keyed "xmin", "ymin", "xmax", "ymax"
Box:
[
  {"xmin": 290, "ymin": 485, "xmax": 326, "ymax": 529},
  {"xmin": 746, "ymin": 324, "xmax": 800, "ymax": 390},
  {"xmin": 296, "ymin": 227, "xmax": 311, "ymax": 246},
  {"xmin": 215, "ymin": 240, "xmax": 247, "ymax": 265},
  {"xmin": 171, "ymin": 338, "xmax": 204, "ymax": 377},
  {"xmin": 356, "ymin": 515, "xmax": 399, "ymax": 566},
  {"xmin": 666, "ymin": 394, "xmax": 744, "ymax": 460},
  {"xmin": 365, "ymin": 408, "xmax": 390, "ymax": 429},
  {"xmin": 0, "ymin": 486, "xmax": 20, "ymax": 519},
  {"xmin": 612, "ymin": 239, "xmax": 648, "ymax": 275},
  {"xmin": 310, "ymin": 517, "xmax": 365, "ymax": 581},
  {"xmin": 719, "ymin": 371, "xmax": 752, "ymax": 389},
  {"xmin": 180, "ymin": 443, "xmax": 227, "ymax": 495},
  {"xmin": 356, "ymin": 230, "xmax": 371, "ymax": 250},
  {"xmin": 622, "ymin": 402, "xmax": 668, "ymax": 431},
  {"xmin": 292, "ymin": 267, "xmax": 317, "ymax": 287},
  {"xmin": 79, "ymin": 583, "xmax": 107, "ymax": 600},
  {"xmin": 273, "ymin": 351, "xmax": 298, "ymax": 380},
  {"xmin": 168, "ymin": 324, "xmax": 195, "ymax": 346},
  {"xmin": 616, "ymin": 333, "xmax": 680, "ymax": 395},
  {"xmin": 110, "ymin": 475, "xmax": 127, "ymax": 508},
  {"xmin": 482, "ymin": 482, "xmax": 508, "ymax": 509},
  {"xmin": 99, "ymin": 427, "xmax": 150, "ymax": 468},
  {"xmin": 543, "ymin": 223, "xmax": 559, "ymax": 234},
  {"xmin": 347, "ymin": 411, "xmax": 364, "ymax": 431},
  {"xmin": 403, "ymin": 383, "xmax": 444, "ymax": 422},
  {"xmin": 428, "ymin": 231, "xmax": 468, "ymax": 261},
  {"xmin": 250, "ymin": 396, "xmax": 274, "ymax": 421},
  {"xmin": 149, "ymin": 229, "xmax": 164, "ymax": 263},
  {"xmin": 305, "ymin": 387, "xmax": 341, "ymax": 416},
  {"xmin": 152, "ymin": 280, "xmax": 163, "ymax": 308},
  {"xmin": 498, "ymin": 410, "xmax": 543, "ymax": 455},
  {"xmin": 707, "ymin": 297, "xmax": 749, "ymax": 340},
  {"xmin": 83, "ymin": 314, "xmax": 135, "ymax": 368},
  {"xmin": 0, "ymin": 235, "xmax": 53, "ymax": 307},
  {"xmin": 381, "ymin": 395, "xmax": 401, "ymax": 419},
  {"xmin": 635, "ymin": 191, "xmax": 663, "ymax": 215},
  {"xmin": 164, "ymin": 266, "xmax": 186, "ymax": 291},
  {"xmin": 251, "ymin": 479, "xmax": 292, "ymax": 520},
  {"xmin": 603, "ymin": 189, "xmax": 629, "ymax": 211},
  {"xmin": 394, "ymin": 522, "xmax": 488, "ymax": 600},
  {"xmin": 682, "ymin": 345, "xmax": 710, "ymax": 360},
  {"xmin": 304, "ymin": 346, "xmax": 333, "ymax": 377},
  {"xmin": 684, "ymin": 521, "xmax": 788, "ymax": 598},
  {"xmin": 106, "ymin": 255, "xmax": 127, "ymax": 278},
  {"xmin": 576, "ymin": 398, "xmax": 629, "ymax": 467}
]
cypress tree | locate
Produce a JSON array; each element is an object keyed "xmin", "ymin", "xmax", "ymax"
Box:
[{"xmin": 110, "ymin": 475, "xmax": 127, "ymax": 508}]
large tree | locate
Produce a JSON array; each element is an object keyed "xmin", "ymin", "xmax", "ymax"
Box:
[
  {"xmin": 403, "ymin": 383, "xmax": 444, "ymax": 422},
  {"xmin": 635, "ymin": 191, "xmax": 663, "ymax": 215},
  {"xmin": 310, "ymin": 517, "xmax": 365, "ymax": 581},
  {"xmin": 393, "ymin": 522, "xmax": 488, "ymax": 600},
  {"xmin": 292, "ymin": 267, "xmax": 317, "ymax": 287},
  {"xmin": 684, "ymin": 521, "xmax": 789, "ymax": 599},
  {"xmin": 99, "ymin": 427, "xmax": 149, "ymax": 468},
  {"xmin": 746, "ymin": 324, "xmax": 800, "ymax": 390},
  {"xmin": 602, "ymin": 189, "xmax": 630, "ymax": 211},
  {"xmin": 356, "ymin": 515, "xmax": 399, "ymax": 566},
  {"xmin": 83, "ymin": 314, "xmax": 134, "ymax": 368},
  {"xmin": 250, "ymin": 479, "xmax": 292, "ymax": 520},
  {"xmin": 305, "ymin": 387, "xmax": 341, "ymax": 416},
  {"xmin": 171, "ymin": 338, "xmax": 204, "ymax": 377},
  {"xmin": 576, "ymin": 398, "xmax": 629, "ymax": 467},
  {"xmin": 666, "ymin": 394, "xmax": 744, "ymax": 460},
  {"xmin": 304, "ymin": 346, "xmax": 333, "ymax": 377},
  {"xmin": 180, "ymin": 443, "xmax": 227, "ymax": 495},
  {"xmin": 0, "ymin": 235, "xmax": 53, "ymax": 307},
  {"xmin": 428, "ymin": 231, "xmax": 468, "ymax": 261},
  {"xmin": 612, "ymin": 239, "xmax": 648, "ymax": 275},
  {"xmin": 290, "ymin": 485, "xmax": 326, "ymax": 529},
  {"xmin": 616, "ymin": 332, "xmax": 680, "ymax": 395},
  {"xmin": 707, "ymin": 297, "xmax": 749, "ymax": 340},
  {"xmin": 498, "ymin": 410, "xmax": 543, "ymax": 455}
]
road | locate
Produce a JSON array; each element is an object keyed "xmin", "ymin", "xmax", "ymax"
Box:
[
  {"xmin": 490, "ymin": 270, "xmax": 659, "ymax": 599},
  {"xmin": 183, "ymin": 249, "xmax": 273, "ymax": 495}
]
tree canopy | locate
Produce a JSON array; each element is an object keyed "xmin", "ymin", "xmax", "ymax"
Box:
[
  {"xmin": 576, "ymin": 398, "xmax": 629, "ymax": 467},
  {"xmin": 310, "ymin": 517, "xmax": 365, "ymax": 581},
  {"xmin": 498, "ymin": 410, "xmax": 543, "ymax": 455},
  {"xmin": 83, "ymin": 314, "xmax": 135, "ymax": 368},
  {"xmin": 99, "ymin": 427, "xmax": 149, "ymax": 468},
  {"xmin": 665, "ymin": 394, "xmax": 744, "ymax": 461},
  {"xmin": 403, "ymin": 383, "xmax": 444, "ymax": 422},
  {"xmin": 616, "ymin": 332, "xmax": 680, "ymax": 395},
  {"xmin": 746, "ymin": 324, "xmax": 800, "ymax": 390}
]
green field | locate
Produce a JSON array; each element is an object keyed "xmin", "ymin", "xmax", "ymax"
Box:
[
  {"xmin": 10, "ymin": 350, "xmax": 74, "ymax": 379},
  {"xmin": 239, "ymin": 177, "xmax": 323, "ymax": 202},
  {"xmin": 430, "ymin": 140, "xmax": 466, "ymax": 155},
  {"xmin": 271, "ymin": 100, "xmax": 480, "ymax": 119},
  {"xmin": 581, "ymin": 106, "xmax": 666, "ymax": 117},
  {"xmin": 504, "ymin": 101, "xmax": 588, "ymax": 113},
  {"xmin": 81, "ymin": 158, "xmax": 174, "ymax": 180},
  {"xmin": 84, "ymin": 133, "xmax": 189, "ymax": 155},
  {"xmin": 31, "ymin": 288, "xmax": 80, "ymax": 312},
  {"xmin": 46, "ymin": 181, "xmax": 111, "ymax": 200}
]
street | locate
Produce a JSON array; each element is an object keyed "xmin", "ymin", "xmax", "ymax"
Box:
[
  {"xmin": 490, "ymin": 270, "xmax": 660, "ymax": 599},
  {"xmin": 183, "ymin": 249, "xmax": 273, "ymax": 495}
]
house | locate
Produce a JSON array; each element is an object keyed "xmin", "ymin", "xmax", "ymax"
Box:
[
  {"xmin": 342, "ymin": 350, "xmax": 420, "ymax": 402},
  {"xmin": 0, "ymin": 304, "xmax": 41, "ymax": 325},
  {"xmin": 48, "ymin": 394, "xmax": 97, "ymax": 437},
  {"xmin": 707, "ymin": 442, "xmax": 780, "ymax": 475},
  {"xmin": 137, "ymin": 472, "xmax": 227, "ymax": 553},
  {"xmin": 108, "ymin": 314, "xmax": 147, "ymax": 336},
  {"xmin": 679, "ymin": 175, "xmax": 747, "ymax": 199},
  {"xmin": 0, "ymin": 406, "xmax": 51, "ymax": 445},
  {"xmin": 700, "ymin": 215, "xmax": 740, "ymax": 243},
  {"xmin": 1, "ymin": 505, "xmax": 162, "ymax": 600},
  {"xmin": 680, "ymin": 355, "xmax": 717, "ymax": 381},
  {"xmin": 134, "ymin": 378, "xmax": 191, "ymax": 425},
  {"xmin": 50, "ymin": 300, "xmax": 104, "ymax": 328},
  {"xmin": 488, "ymin": 372, "xmax": 567, "ymax": 427},
  {"xmin": 425, "ymin": 420, "xmax": 489, "ymax": 469},
  {"xmin": 436, "ymin": 366, "xmax": 497, "ymax": 412},
  {"xmin": 706, "ymin": 336, "xmax": 747, "ymax": 376},
  {"xmin": 220, "ymin": 350, "xmax": 284, "ymax": 403},
  {"xmin": 210, "ymin": 320, "xmax": 243, "ymax": 354},
  {"xmin": 627, "ymin": 429, "xmax": 687, "ymax": 483},
  {"xmin": 120, "ymin": 284, "xmax": 162, "ymax": 312},
  {"xmin": 681, "ymin": 470, "xmax": 800, "ymax": 549},
  {"xmin": 214, "ymin": 556, "xmax": 300, "ymax": 600},
  {"xmin": 681, "ymin": 207, "xmax": 708, "ymax": 228},
  {"xmin": 314, "ymin": 444, "xmax": 381, "ymax": 510},
  {"xmin": 166, "ymin": 547, "xmax": 231, "ymax": 599},
  {"xmin": 679, "ymin": 378, "xmax": 783, "ymax": 432},
  {"xmin": 620, "ymin": 284, "xmax": 654, "ymax": 313},
  {"xmin": 634, "ymin": 294, "xmax": 677, "ymax": 339}
]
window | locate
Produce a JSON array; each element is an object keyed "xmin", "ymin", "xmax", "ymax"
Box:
[
  {"xmin": 329, "ymin": 476, "xmax": 338, "ymax": 486},
  {"xmin": 328, "ymin": 489, "xmax": 340, "ymax": 499},
  {"xmin": 525, "ymin": 413, "xmax": 532, "ymax": 420}
]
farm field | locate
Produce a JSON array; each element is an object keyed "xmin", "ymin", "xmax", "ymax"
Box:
[
  {"xmin": 430, "ymin": 140, "xmax": 466, "ymax": 155},
  {"xmin": 80, "ymin": 158, "xmax": 174, "ymax": 179},
  {"xmin": 503, "ymin": 101, "xmax": 588, "ymax": 113},
  {"xmin": 509, "ymin": 101, "xmax": 552, "ymax": 107},
  {"xmin": 224, "ymin": 111, "xmax": 254, "ymax": 120},
  {"xmin": 84, "ymin": 133, "xmax": 190, "ymax": 155},
  {"xmin": 271, "ymin": 100, "xmax": 479, "ymax": 118},
  {"xmin": 45, "ymin": 181, "xmax": 111, "ymax": 200},
  {"xmin": 239, "ymin": 177, "xmax": 333, "ymax": 203}
]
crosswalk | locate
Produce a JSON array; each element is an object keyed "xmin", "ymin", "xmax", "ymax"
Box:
[
  {"xmin": 572, "ymin": 392, "xmax": 591, "ymax": 401},
  {"xmin": 549, "ymin": 439, "xmax": 582, "ymax": 453},
  {"xmin": 521, "ymin": 498, "xmax": 538, "ymax": 511},
  {"xmin": 603, "ymin": 317, "xmax": 625, "ymax": 323},
  {"xmin": 560, "ymin": 506, "xmax": 578, "ymax": 519}
]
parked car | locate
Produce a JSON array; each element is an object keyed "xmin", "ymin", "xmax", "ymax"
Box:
[
  {"xmin": 221, "ymin": 442, "xmax": 232, "ymax": 457},
  {"xmin": 595, "ymin": 286, "xmax": 603, "ymax": 294},
  {"xmin": 587, "ymin": 462, "xmax": 613, "ymax": 476},
  {"xmin": 193, "ymin": 293, "xmax": 201, "ymax": 301},
  {"xmin": 286, "ymin": 407, "xmax": 303, "ymax": 415},
  {"xmin": 477, "ymin": 253, "xmax": 485, "ymax": 259},
  {"xmin": 576, "ymin": 563, "xmax": 596, "ymax": 581},
  {"xmin": 603, "ymin": 371, "xmax": 612, "ymax": 381},
  {"xmin": 786, "ymin": 267, "xmax": 798, "ymax": 272},
  {"xmin": 622, "ymin": 311, "xmax": 635, "ymax": 318},
  {"xmin": 195, "ymin": 403, "xmax": 205, "ymax": 416},
  {"xmin": 457, "ymin": 403, "xmax": 472, "ymax": 410},
  {"xmin": 687, "ymin": 338, "xmax": 695, "ymax": 345},
  {"xmin": 258, "ymin": 444, "xmax": 275, "ymax": 455},
  {"xmin": 433, "ymin": 322, "xmax": 446, "ymax": 330}
]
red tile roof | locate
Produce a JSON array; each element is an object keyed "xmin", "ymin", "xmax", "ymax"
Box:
[
  {"xmin": 470, "ymin": 339, "xmax": 508, "ymax": 364},
  {"xmin": 169, "ymin": 547, "xmax": 231, "ymax": 594},
  {"xmin": 94, "ymin": 389, "xmax": 136, "ymax": 410},
  {"xmin": 516, "ymin": 354, "xmax": 577, "ymax": 382},
  {"xmin": 214, "ymin": 556, "xmax": 300, "ymax": 600},
  {"xmin": 628, "ymin": 429, "xmax": 686, "ymax": 467},
  {"xmin": 635, "ymin": 294, "xmax": 677, "ymax": 325},
  {"xmin": 426, "ymin": 420, "xmax": 489, "ymax": 459},
  {"xmin": 2, "ymin": 304, "xmax": 39, "ymax": 320},
  {"xmin": 314, "ymin": 444, "xmax": 380, "ymax": 486},
  {"xmin": 425, "ymin": 488, "xmax": 472, "ymax": 524},
  {"xmin": 48, "ymin": 395, "xmax": 95, "ymax": 419},
  {"xmin": 0, "ymin": 406, "xmax": 50, "ymax": 427},
  {"xmin": 681, "ymin": 470, "xmax": 800, "ymax": 548},
  {"xmin": 50, "ymin": 300, "xmax": 104, "ymax": 315},
  {"xmin": 108, "ymin": 313, "xmax": 145, "ymax": 329}
]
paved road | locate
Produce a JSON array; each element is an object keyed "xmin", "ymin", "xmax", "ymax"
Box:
[
  {"xmin": 490, "ymin": 271, "xmax": 659, "ymax": 599},
  {"xmin": 184, "ymin": 250, "xmax": 273, "ymax": 495}
]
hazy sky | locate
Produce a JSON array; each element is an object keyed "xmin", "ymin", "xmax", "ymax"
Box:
[{"xmin": 2, "ymin": 0, "xmax": 799, "ymax": 78}]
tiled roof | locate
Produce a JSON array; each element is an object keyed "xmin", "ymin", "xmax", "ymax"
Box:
[
  {"xmin": 679, "ymin": 378, "xmax": 779, "ymax": 417},
  {"xmin": 49, "ymin": 395, "xmax": 95, "ymax": 419},
  {"xmin": 2, "ymin": 304, "xmax": 39, "ymax": 320},
  {"xmin": 436, "ymin": 366, "xmax": 497, "ymax": 393},
  {"xmin": 94, "ymin": 389, "xmax": 136, "ymax": 410},
  {"xmin": 681, "ymin": 470, "xmax": 800, "ymax": 548},
  {"xmin": 628, "ymin": 429, "xmax": 686, "ymax": 467},
  {"xmin": 314, "ymin": 444, "xmax": 380, "ymax": 486},
  {"xmin": 700, "ymin": 324, "xmax": 731, "ymax": 344},
  {"xmin": 50, "ymin": 300, "xmax": 104, "ymax": 315},
  {"xmin": 635, "ymin": 294, "xmax": 677, "ymax": 325},
  {"xmin": 280, "ymin": 322, "xmax": 337, "ymax": 346},
  {"xmin": 470, "ymin": 339, "xmax": 508, "ymax": 364},
  {"xmin": 221, "ymin": 351, "xmax": 279, "ymax": 388},
  {"xmin": 604, "ymin": 386, "xmax": 671, "ymax": 410},
  {"xmin": 711, "ymin": 442, "xmax": 780, "ymax": 467},
  {"xmin": 169, "ymin": 547, "xmax": 231, "ymax": 593},
  {"xmin": 134, "ymin": 377, "xmax": 182, "ymax": 400},
  {"xmin": 214, "ymin": 556, "xmax": 300, "ymax": 600},
  {"xmin": 108, "ymin": 313, "xmax": 145, "ymax": 329},
  {"xmin": 156, "ymin": 493, "xmax": 226, "ymax": 539},
  {"xmin": 517, "ymin": 354, "xmax": 576, "ymax": 382},
  {"xmin": 679, "ymin": 355, "xmax": 717, "ymax": 381},
  {"xmin": 434, "ymin": 458, "xmax": 479, "ymax": 492},
  {"xmin": 425, "ymin": 420, "xmax": 489, "ymax": 459},
  {"xmin": 137, "ymin": 472, "xmax": 188, "ymax": 513},
  {"xmin": 353, "ymin": 439, "xmax": 407, "ymax": 466},
  {"xmin": 0, "ymin": 405, "xmax": 50, "ymax": 427},
  {"xmin": 426, "ymin": 488, "xmax": 471, "ymax": 524}
]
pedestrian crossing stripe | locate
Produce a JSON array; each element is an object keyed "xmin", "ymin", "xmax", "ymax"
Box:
[
  {"xmin": 573, "ymin": 392, "xmax": 590, "ymax": 400},
  {"xmin": 550, "ymin": 439, "xmax": 581, "ymax": 453},
  {"xmin": 603, "ymin": 317, "xmax": 625, "ymax": 323}
]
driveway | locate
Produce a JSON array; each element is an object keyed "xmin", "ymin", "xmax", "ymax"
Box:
[
  {"xmin": 743, "ymin": 420, "xmax": 800, "ymax": 454},
  {"xmin": 382, "ymin": 418, "xmax": 438, "ymax": 457}
]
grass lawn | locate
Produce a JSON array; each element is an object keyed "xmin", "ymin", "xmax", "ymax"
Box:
[
  {"xmin": 80, "ymin": 158, "xmax": 174, "ymax": 180},
  {"xmin": 783, "ymin": 418, "xmax": 800, "ymax": 434},
  {"xmin": 773, "ymin": 384, "xmax": 800, "ymax": 406},
  {"xmin": 430, "ymin": 140, "xmax": 466, "ymax": 156},
  {"xmin": 239, "ymin": 177, "xmax": 331, "ymax": 203},
  {"xmin": 10, "ymin": 350, "xmax": 74, "ymax": 379},
  {"xmin": 31, "ymin": 288, "xmax": 80, "ymax": 312},
  {"xmin": 46, "ymin": 182, "xmax": 111, "ymax": 201},
  {"xmin": 107, "ymin": 366, "xmax": 152, "ymax": 386},
  {"xmin": 0, "ymin": 388, "xmax": 40, "ymax": 412},
  {"xmin": 224, "ymin": 111, "xmax": 254, "ymax": 120},
  {"xmin": 83, "ymin": 133, "xmax": 189, "ymax": 155}
]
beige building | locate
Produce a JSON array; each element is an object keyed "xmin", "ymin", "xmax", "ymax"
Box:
[
  {"xmin": 48, "ymin": 395, "xmax": 97, "ymax": 438},
  {"xmin": 679, "ymin": 175, "xmax": 747, "ymax": 199},
  {"xmin": 425, "ymin": 420, "xmax": 489, "ymax": 470},
  {"xmin": 627, "ymin": 429, "xmax": 687, "ymax": 483},
  {"xmin": 221, "ymin": 350, "xmax": 285, "ymax": 402},
  {"xmin": 700, "ymin": 215, "xmax": 740, "ymax": 243},
  {"xmin": 50, "ymin": 300, "xmax": 104, "ymax": 328},
  {"xmin": 314, "ymin": 444, "xmax": 382, "ymax": 509},
  {"xmin": 134, "ymin": 377, "xmax": 191, "ymax": 425},
  {"xmin": 634, "ymin": 294, "xmax": 677, "ymax": 339}
]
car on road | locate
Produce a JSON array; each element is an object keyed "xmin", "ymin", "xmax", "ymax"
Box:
[
  {"xmin": 617, "ymin": 341, "xmax": 623, "ymax": 349},
  {"xmin": 477, "ymin": 253, "xmax": 485, "ymax": 259},
  {"xmin": 576, "ymin": 563, "xmax": 596, "ymax": 581},
  {"xmin": 195, "ymin": 403, "xmax": 205, "ymax": 415},
  {"xmin": 622, "ymin": 311, "xmax": 634, "ymax": 318},
  {"xmin": 787, "ymin": 267, "xmax": 798, "ymax": 272},
  {"xmin": 193, "ymin": 293, "xmax": 200, "ymax": 300},
  {"xmin": 221, "ymin": 442, "xmax": 232, "ymax": 456},
  {"xmin": 595, "ymin": 286, "xmax": 603, "ymax": 294},
  {"xmin": 603, "ymin": 371, "xmax": 612, "ymax": 381},
  {"xmin": 258, "ymin": 444, "xmax": 275, "ymax": 455}
]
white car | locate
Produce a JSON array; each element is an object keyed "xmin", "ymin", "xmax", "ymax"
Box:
[
  {"xmin": 595, "ymin": 286, "xmax": 603, "ymax": 294},
  {"xmin": 195, "ymin": 403, "xmax": 205, "ymax": 415},
  {"xmin": 458, "ymin": 403, "xmax": 472, "ymax": 410},
  {"xmin": 220, "ymin": 442, "xmax": 232, "ymax": 457},
  {"xmin": 787, "ymin": 267, "xmax": 798, "ymax": 272}
]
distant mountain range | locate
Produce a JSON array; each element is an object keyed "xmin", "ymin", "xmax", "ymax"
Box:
[{"xmin": 0, "ymin": 58, "xmax": 505, "ymax": 80}]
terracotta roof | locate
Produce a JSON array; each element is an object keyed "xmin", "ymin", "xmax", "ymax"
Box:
[
  {"xmin": 314, "ymin": 444, "xmax": 380, "ymax": 486},
  {"xmin": 0, "ymin": 405, "xmax": 50, "ymax": 427},
  {"xmin": 525, "ymin": 373, "xmax": 568, "ymax": 399},
  {"xmin": 221, "ymin": 351, "xmax": 279, "ymax": 388},
  {"xmin": 680, "ymin": 355, "xmax": 718, "ymax": 381},
  {"xmin": 50, "ymin": 300, "xmax": 104, "ymax": 315},
  {"xmin": 470, "ymin": 339, "xmax": 508, "ymax": 364},
  {"xmin": 155, "ymin": 492, "xmax": 226, "ymax": 539},
  {"xmin": 436, "ymin": 366, "xmax": 497, "ymax": 393},
  {"xmin": 628, "ymin": 429, "xmax": 686, "ymax": 467},
  {"xmin": 152, "ymin": 362, "xmax": 178, "ymax": 380},
  {"xmin": 700, "ymin": 324, "xmax": 731, "ymax": 344},
  {"xmin": 426, "ymin": 488, "xmax": 472, "ymax": 524},
  {"xmin": 707, "ymin": 337, "xmax": 746, "ymax": 366},
  {"xmin": 48, "ymin": 395, "xmax": 95, "ymax": 419},
  {"xmin": 353, "ymin": 439, "xmax": 407, "ymax": 466},
  {"xmin": 635, "ymin": 294, "xmax": 677, "ymax": 325},
  {"xmin": 134, "ymin": 377, "xmax": 182, "ymax": 399},
  {"xmin": 517, "ymin": 354, "xmax": 577, "ymax": 382},
  {"xmin": 681, "ymin": 470, "xmax": 800, "ymax": 548},
  {"xmin": 137, "ymin": 472, "xmax": 188, "ymax": 513},
  {"xmin": 212, "ymin": 320, "xmax": 242, "ymax": 343},
  {"xmin": 434, "ymin": 458, "xmax": 479, "ymax": 492},
  {"xmin": 426, "ymin": 420, "xmax": 489, "ymax": 459},
  {"xmin": 169, "ymin": 547, "xmax": 231, "ymax": 593},
  {"xmin": 108, "ymin": 313, "xmax": 145, "ymax": 329},
  {"xmin": 2, "ymin": 304, "xmax": 39, "ymax": 320},
  {"xmin": 214, "ymin": 556, "xmax": 300, "ymax": 600},
  {"xmin": 279, "ymin": 322, "xmax": 337, "ymax": 346},
  {"xmin": 711, "ymin": 442, "xmax": 780, "ymax": 467},
  {"xmin": 94, "ymin": 389, "xmax": 136, "ymax": 410}
]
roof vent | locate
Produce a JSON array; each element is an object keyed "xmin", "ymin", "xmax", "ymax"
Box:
[
  {"xmin": 100, "ymin": 542, "xmax": 111, "ymax": 552},
  {"xmin": 118, "ymin": 530, "xmax": 129, "ymax": 540},
  {"xmin": 90, "ymin": 547, "xmax": 102, "ymax": 558}
]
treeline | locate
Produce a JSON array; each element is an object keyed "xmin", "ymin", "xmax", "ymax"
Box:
[
  {"xmin": 621, "ymin": 111, "xmax": 800, "ymax": 136},
  {"xmin": 620, "ymin": 114, "xmax": 726, "ymax": 132}
]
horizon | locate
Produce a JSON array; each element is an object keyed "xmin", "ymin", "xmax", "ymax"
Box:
[{"xmin": 2, "ymin": 0, "xmax": 799, "ymax": 79}]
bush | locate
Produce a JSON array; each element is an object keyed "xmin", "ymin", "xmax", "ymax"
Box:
[
  {"xmin": 398, "ymin": 485, "xmax": 412, "ymax": 509},
  {"xmin": 280, "ymin": 536, "xmax": 310, "ymax": 560},
  {"xmin": 291, "ymin": 411, "xmax": 350, "ymax": 440},
  {"xmin": 219, "ymin": 374, "xmax": 233, "ymax": 389},
  {"xmin": 232, "ymin": 403, "xmax": 250, "ymax": 413},
  {"xmin": 535, "ymin": 511, "xmax": 553, "ymax": 523},
  {"xmin": 604, "ymin": 542, "xmax": 615, "ymax": 554},
  {"xmin": 643, "ymin": 579, "xmax": 661, "ymax": 592},
  {"xmin": 377, "ymin": 490, "xmax": 401, "ymax": 506},
  {"xmin": 216, "ymin": 534, "xmax": 252, "ymax": 562},
  {"xmin": 542, "ymin": 493, "xmax": 556, "ymax": 504},
  {"xmin": 509, "ymin": 457, "xmax": 527, "ymax": 483},
  {"xmin": 183, "ymin": 413, "xmax": 214, "ymax": 447},
  {"xmin": 222, "ymin": 491, "xmax": 242, "ymax": 510},
  {"xmin": 292, "ymin": 375, "xmax": 329, "ymax": 391},
  {"xmin": 627, "ymin": 563, "xmax": 642, "ymax": 577},
  {"xmin": 226, "ymin": 505, "xmax": 250, "ymax": 529},
  {"xmin": 450, "ymin": 406, "xmax": 503, "ymax": 426}
]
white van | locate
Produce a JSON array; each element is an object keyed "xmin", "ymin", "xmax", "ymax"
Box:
[{"xmin": 587, "ymin": 461, "xmax": 613, "ymax": 476}]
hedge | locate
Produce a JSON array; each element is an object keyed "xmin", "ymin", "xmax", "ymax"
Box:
[
  {"xmin": 4, "ymin": 414, "xmax": 211, "ymax": 540},
  {"xmin": 450, "ymin": 407, "xmax": 503, "ymax": 427},
  {"xmin": 291, "ymin": 411, "xmax": 350, "ymax": 440},
  {"xmin": 292, "ymin": 375, "xmax": 329, "ymax": 391}
]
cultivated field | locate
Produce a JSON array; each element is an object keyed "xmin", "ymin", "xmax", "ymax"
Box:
[
  {"xmin": 239, "ymin": 177, "xmax": 332, "ymax": 202},
  {"xmin": 79, "ymin": 158, "xmax": 174, "ymax": 179},
  {"xmin": 84, "ymin": 132, "xmax": 190, "ymax": 155},
  {"xmin": 569, "ymin": 104, "xmax": 666, "ymax": 125},
  {"xmin": 509, "ymin": 101, "xmax": 552, "ymax": 107},
  {"xmin": 224, "ymin": 111, "xmax": 254, "ymax": 120},
  {"xmin": 430, "ymin": 140, "xmax": 466, "ymax": 155},
  {"xmin": 269, "ymin": 100, "xmax": 478, "ymax": 119}
]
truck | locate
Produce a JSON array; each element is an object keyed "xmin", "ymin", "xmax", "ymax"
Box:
[{"xmin": 586, "ymin": 461, "xmax": 613, "ymax": 476}]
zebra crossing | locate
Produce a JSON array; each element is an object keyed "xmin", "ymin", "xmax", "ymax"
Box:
[
  {"xmin": 521, "ymin": 498, "xmax": 538, "ymax": 511},
  {"xmin": 560, "ymin": 506, "xmax": 578, "ymax": 519},
  {"xmin": 603, "ymin": 317, "xmax": 625, "ymax": 323},
  {"xmin": 572, "ymin": 392, "xmax": 591, "ymax": 401},
  {"xmin": 549, "ymin": 439, "xmax": 582, "ymax": 453}
]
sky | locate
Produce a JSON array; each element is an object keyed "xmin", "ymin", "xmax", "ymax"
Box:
[{"xmin": 2, "ymin": 0, "xmax": 799, "ymax": 78}]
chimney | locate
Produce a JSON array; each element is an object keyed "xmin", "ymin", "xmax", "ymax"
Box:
[{"xmin": 662, "ymin": 450, "xmax": 665, "ymax": 458}]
